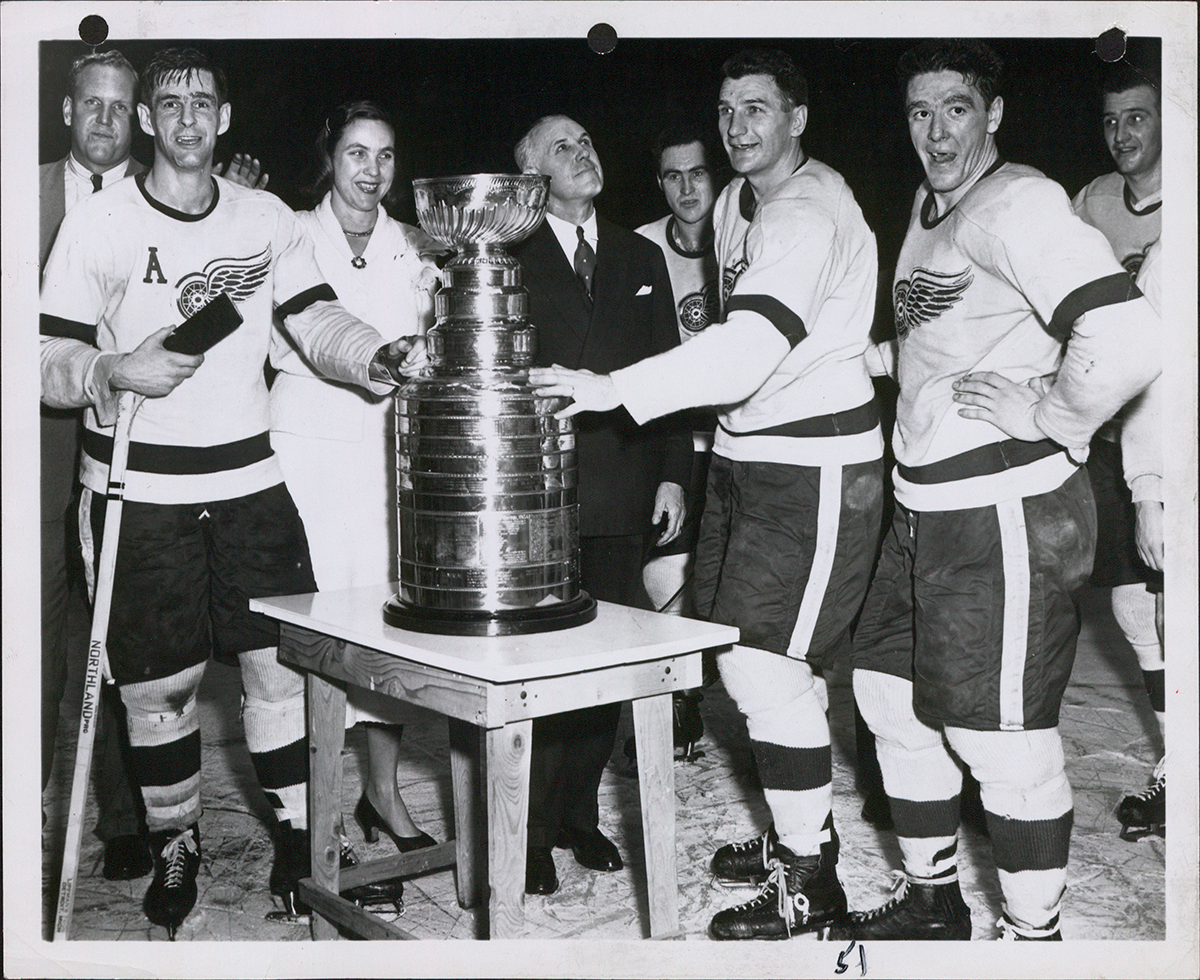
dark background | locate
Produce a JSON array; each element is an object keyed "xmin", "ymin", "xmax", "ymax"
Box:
[{"xmin": 40, "ymin": 36, "xmax": 1147, "ymax": 336}]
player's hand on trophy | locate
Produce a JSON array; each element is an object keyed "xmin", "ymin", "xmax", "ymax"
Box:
[
  {"xmin": 215, "ymin": 153, "xmax": 270, "ymax": 190},
  {"xmin": 529, "ymin": 365, "xmax": 620, "ymax": 418},
  {"xmin": 952, "ymin": 371, "xmax": 1044, "ymax": 441},
  {"xmin": 371, "ymin": 335, "xmax": 427, "ymax": 384},
  {"xmin": 109, "ymin": 325, "xmax": 204, "ymax": 397}
]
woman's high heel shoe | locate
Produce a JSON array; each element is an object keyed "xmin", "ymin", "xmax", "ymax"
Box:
[{"xmin": 355, "ymin": 794, "xmax": 437, "ymax": 852}]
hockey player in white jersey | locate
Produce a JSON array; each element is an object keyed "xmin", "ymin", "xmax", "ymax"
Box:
[
  {"xmin": 40, "ymin": 47, "xmax": 420, "ymax": 938},
  {"xmin": 838, "ymin": 39, "xmax": 1161, "ymax": 942},
  {"xmin": 1071, "ymin": 57, "xmax": 1165, "ymax": 842},
  {"xmin": 534, "ymin": 48, "xmax": 885, "ymax": 941}
]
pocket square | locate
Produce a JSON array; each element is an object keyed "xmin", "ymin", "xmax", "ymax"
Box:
[{"xmin": 635, "ymin": 284, "xmax": 653, "ymax": 296}]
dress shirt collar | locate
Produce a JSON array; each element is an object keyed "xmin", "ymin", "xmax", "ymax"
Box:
[
  {"xmin": 64, "ymin": 154, "xmax": 133, "ymax": 213},
  {"xmin": 545, "ymin": 208, "xmax": 598, "ymax": 261},
  {"xmin": 66, "ymin": 152, "xmax": 131, "ymax": 189}
]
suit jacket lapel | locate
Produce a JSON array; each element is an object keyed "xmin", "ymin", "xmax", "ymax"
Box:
[
  {"xmin": 523, "ymin": 222, "xmax": 591, "ymax": 343},
  {"xmin": 590, "ymin": 215, "xmax": 626, "ymax": 325}
]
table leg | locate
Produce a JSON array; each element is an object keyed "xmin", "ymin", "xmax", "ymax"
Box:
[
  {"xmin": 486, "ymin": 718, "xmax": 532, "ymax": 939},
  {"xmin": 448, "ymin": 718, "xmax": 484, "ymax": 910},
  {"xmin": 632, "ymin": 693, "xmax": 680, "ymax": 938},
  {"xmin": 307, "ymin": 672, "xmax": 347, "ymax": 941}
]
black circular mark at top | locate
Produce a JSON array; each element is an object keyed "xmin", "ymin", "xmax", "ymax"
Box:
[
  {"xmin": 588, "ymin": 23, "xmax": 618, "ymax": 56},
  {"xmin": 1096, "ymin": 26, "xmax": 1127, "ymax": 63},
  {"xmin": 78, "ymin": 14, "xmax": 109, "ymax": 47}
]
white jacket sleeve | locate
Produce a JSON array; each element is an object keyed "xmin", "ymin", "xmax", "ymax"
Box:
[
  {"xmin": 277, "ymin": 299, "xmax": 392, "ymax": 395},
  {"xmin": 611, "ymin": 311, "xmax": 791, "ymax": 425}
]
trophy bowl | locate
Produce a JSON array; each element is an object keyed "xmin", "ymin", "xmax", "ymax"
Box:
[{"xmin": 413, "ymin": 173, "xmax": 550, "ymax": 248}]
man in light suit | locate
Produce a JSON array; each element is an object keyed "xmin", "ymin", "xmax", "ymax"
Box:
[
  {"xmin": 39, "ymin": 48, "xmax": 152, "ymax": 882},
  {"xmin": 511, "ymin": 114, "xmax": 692, "ymax": 895}
]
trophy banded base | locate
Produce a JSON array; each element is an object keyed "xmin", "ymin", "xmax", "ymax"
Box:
[{"xmin": 382, "ymin": 592, "xmax": 597, "ymax": 636}]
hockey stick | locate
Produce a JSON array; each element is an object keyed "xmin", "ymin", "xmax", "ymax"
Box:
[{"xmin": 54, "ymin": 389, "xmax": 144, "ymax": 941}]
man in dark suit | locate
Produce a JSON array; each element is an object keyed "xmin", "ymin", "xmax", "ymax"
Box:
[
  {"xmin": 40, "ymin": 48, "xmax": 152, "ymax": 882},
  {"xmin": 511, "ymin": 114, "xmax": 692, "ymax": 895}
]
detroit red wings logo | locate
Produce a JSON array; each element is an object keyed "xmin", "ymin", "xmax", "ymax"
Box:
[
  {"xmin": 893, "ymin": 266, "xmax": 973, "ymax": 340},
  {"xmin": 721, "ymin": 257, "xmax": 748, "ymax": 303},
  {"xmin": 174, "ymin": 247, "xmax": 271, "ymax": 319},
  {"xmin": 679, "ymin": 279, "xmax": 720, "ymax": 338}
]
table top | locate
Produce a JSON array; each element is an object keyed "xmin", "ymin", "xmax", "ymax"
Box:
[{"xmin": 251, "ymin": 584, "xmax": 739, "ymax": 684}]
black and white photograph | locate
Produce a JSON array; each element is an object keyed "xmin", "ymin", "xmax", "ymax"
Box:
[{"xmin": 3, "ymin": 2, "xmax": 1196, "ymax": 977}]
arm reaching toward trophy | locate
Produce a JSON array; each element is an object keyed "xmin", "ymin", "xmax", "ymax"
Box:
[
  {"xmin": 529, "ymin": 365, "xmax": 620, "ymax": 418},
  {"xmin": 370, "ymin": 335, "xmax": 428, "ymax": 385}
]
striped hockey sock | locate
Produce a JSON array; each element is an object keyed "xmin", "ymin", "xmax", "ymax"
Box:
[
  {"xmin": 239, "ymin": 647, "xmax": 308, "ymax": 830},
  {"xmin": 719, "ymin": 645, "xmax": 831, "ymax": 855},
  {"xmin": 947, "ymin": 726, "xmax": 1072, "ymax": 933},
  {"xmin": 854, "ymin": 668, "xmax": 963, "ymax": 880},
  {"xmin": 120, "ymin": 663, "xmax": 207, "ymax": 832}
]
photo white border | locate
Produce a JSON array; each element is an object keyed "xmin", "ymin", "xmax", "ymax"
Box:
[{"xmin": 4, "ymin": 3, "xmax": 1196, "ymax": 977}]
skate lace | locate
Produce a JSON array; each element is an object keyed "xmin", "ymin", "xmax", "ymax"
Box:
[
  {"xmin": 1133, "ymin": 757, "xmax": 1167, "ymax": 801},
  {"xmin": 852, "ymin": 870, "xmax": 909, "ymax": 922},
  {"xmin": 339, "ymin": 832, "xmax": 359, "ymax": 868},
  {"xmin": 727, "ymin": 829, "xmax": 769, "ymax": 857},
  {"xmin": 996, "ymin": 914, "xmax": 1057, "ymax": 940},
  {"xmin": 726, "ymin": 858, "xmax": 811, "ymax": 936},
  {"xmin": 160, "ymin": 828, "xmax": 198, "ymax": 889}
]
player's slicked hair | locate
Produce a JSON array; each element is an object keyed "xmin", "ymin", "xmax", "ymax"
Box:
[
  {"xmin": 1101, "ymin": 59, "xmax": 1161, "ymax": 107},
  {"xmin": 67, "ymin": 49, "xmax": 138, "ymax": 101},
  {"xmin": 722, "ymin": 49, "xmax": 808, "ymax": 109},
  {"xmin": 309, "ymin": 100, "xmax": 399, "ymax": 204},
  {"xmin": 897, "ymin": 39, "xmax": 1005, "ymax": 107},
  {"xmin": 651, "ymin": 122, "xmax": 711, "ymax": 175},
  {"xmin": 139, "ymin": 47, "xmax": 228, "ymax": 107}
]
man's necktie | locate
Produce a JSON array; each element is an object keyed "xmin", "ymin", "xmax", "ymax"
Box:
[
  {"xmin": 574, "ymin": 225, "xmax": 595, "ymax": 299},
  {"xmin": 91, "ymin": 173, "xmax": 104, "ymax": 193}
]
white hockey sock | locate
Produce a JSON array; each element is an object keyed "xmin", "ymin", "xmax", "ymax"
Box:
[{"xmin": 718, "ymin": 645, "xmax": 831, "ymax": 855}]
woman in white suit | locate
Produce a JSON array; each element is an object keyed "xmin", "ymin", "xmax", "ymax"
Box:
[{"xmin": 270, "ymin": 102, "xmax": 442, "ymax": 870}]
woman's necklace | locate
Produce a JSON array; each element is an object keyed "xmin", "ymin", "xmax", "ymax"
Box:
[{"xmin": 342, "ymin": 224, "xmax": 375, "ymax": 268}]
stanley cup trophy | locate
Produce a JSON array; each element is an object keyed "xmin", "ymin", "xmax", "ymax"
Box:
[{"xmin": 383, "ymin": 174, "xmax": 598, "ymax": 635}]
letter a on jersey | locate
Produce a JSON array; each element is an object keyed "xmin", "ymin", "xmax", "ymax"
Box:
[{"xmin": 143, "ymin": 246, "xmax": 168, "ymax": 284}]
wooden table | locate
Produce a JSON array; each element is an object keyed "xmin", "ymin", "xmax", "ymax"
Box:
[{"xmin": 250, "ymin": 584, "xmax": 738, "ymax": 940}]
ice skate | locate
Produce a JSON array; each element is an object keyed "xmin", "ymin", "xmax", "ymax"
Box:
[
  {"xmin": 828, "ymin": 873, "xmax": 972, "ymax": 941},
  {"xmin": 708, "ymin": 836, "xmax": 847, "ymax": 940},
  {"xmin": 266, "ymin": 821, "xmax": 311, "ymax": 922},
  {"xmin": 338, "ymin": 829, "xmax": 406, "ymax": 914},
  {"xmin": 710, "ymin": 823, "xmax": 781, "ymax": 885},
  {"xmin": 143, "ymin": 825, "xmax": 201, "ymax": 940},
  {"xmin": 1117, "ymin": 757, "xmax": 1165, "ymax": 841},
  {"xmin": 997, "ymin": 913, "xmax": 1062, "ymax": 940}
]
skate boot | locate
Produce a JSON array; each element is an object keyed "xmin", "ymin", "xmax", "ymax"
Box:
[
  {"xmin": 268, "ymin": 821, "xmax": 312, "ymax": 920},
  {"xmin": 828, "ymin": 872, "xmax": 972, "ymax": 941},
  {"xmin": 708, "ymin": 836, "xmax": 848, "ymax": 940},
  {"xmin": 143, "ymin": 824, "xmax": 201, "ymax": 940},
  {"xmin": 997, "ymin": 913, "xmax": 1062, "ymax": 940},
  {"xmin": 711, "ymin": 823, "xmax": 781, "ymax": 885},
  {"xmin": 1117, "ymin": 757, "xmax": 1165, "ymax": 841},
  {"xmin": 338, "ymin": 829, "xmax": 406, "ymax": 914}
]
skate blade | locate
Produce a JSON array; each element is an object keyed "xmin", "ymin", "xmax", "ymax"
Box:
[
  {"xmin": 711, "ymin": 874, "xmax": 765, "ymax": 891},
  {"xmin": 1119, "ymin": 823, "xmax": 1165, "ymax": 842},
  {"xmin": 352, "ymin": 898, "xmax": 405, "ymax": 915},
  {"xmin": 265, "ymin": 908, "xmax": 312, "ymax": 923}
]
